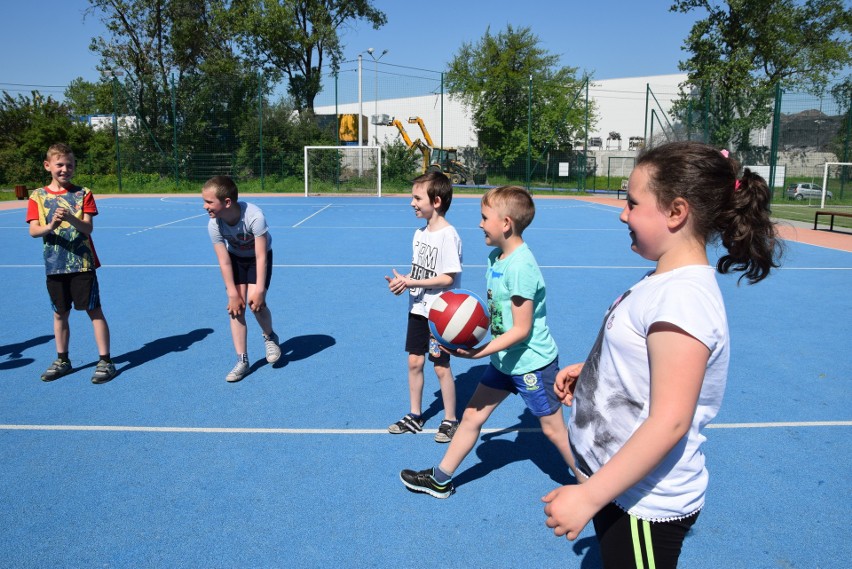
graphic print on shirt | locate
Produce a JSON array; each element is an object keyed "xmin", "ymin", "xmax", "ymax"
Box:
[
  {"xmin": 37, "ymin": 187, "xmax": 99, "ymax": 275},
  {"xmin": 486, "ymin": 274, "xmax": 505, "ymax": 336},
  {"xmin": 408, "ymin": 238, "xmax": 439, "ymax": 299},
  {"xmin": 223, "ymin": 231, "xmax": 255, "ymax": 252},
  {"xmin": 570, "ymin": 288, "xmax": 642, "ymax": 477}
]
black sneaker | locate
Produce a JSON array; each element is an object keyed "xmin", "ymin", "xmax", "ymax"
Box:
[
  {"xmin": 41, "ymin": 359, "xmax": 72, "ymax": 382},
  {"xmin": 388, "ymin": 413, "xmax": 424, "ymax": 434},
  {"xmin": 91, "ymin": 360, "xmax": 117, "ymax": 384},
  {"xmin": 400, "ymin": 468, "xmax": 455, "ymax": 499},
  {"xmin": 434, "ymin": 419, "xmax": 459, "ymax": 443}
]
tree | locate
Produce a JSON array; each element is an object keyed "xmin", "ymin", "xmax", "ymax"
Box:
[
  {"xmin": 86, "ymin": 0, "xmax": 265, "ymax": 178},
  {"xmin": 229, "ymin": 0, "xmax": 386, "ymax": 112},
  {"xmin": 445, "ymin": 25, "xmax": 589, "ymax": 177},
  {"xmin": 670, "ymin": 0, "xmax": 852, "ymax": 149},
  {"xmin": 0, "ymin": 92, "xmax": 100, "ymax": 185}
]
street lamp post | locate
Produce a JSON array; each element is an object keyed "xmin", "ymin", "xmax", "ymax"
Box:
[
  {"xmin": 103, "ymin": 69, "xmax": 124, "ymax": 191},
  {"xmin": 365, "ymin": 47, "xmax": 388, "ymax": 145}
]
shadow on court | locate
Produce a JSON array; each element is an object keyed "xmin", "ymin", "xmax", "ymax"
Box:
[
  {"xmin": 111, "ymin": 328, "xmax": 215, "ymax": 376},
  {"xmin": 422, "ymin": 363, "xmax": 487, "ymax": 423},
  {"xmin": 454, "ymin": 407, "xmax": 576, "ymax": 488},
  {"xmin": 265, "ymin": 333, "xmax": 336, "ymax": 370},
  {"xmin": 0, "ymin": 335, "xmax": 53, "ymax": 372}
]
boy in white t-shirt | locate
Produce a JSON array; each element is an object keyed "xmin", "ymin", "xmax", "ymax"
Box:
[{"xmin": 385, "ymin": 171, "xmax": 462, "ymax": 442}]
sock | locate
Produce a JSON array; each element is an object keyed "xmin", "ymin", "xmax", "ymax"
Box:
[
  {"xmin": 238, "ymin": 353, "xmax": 249, "ymax": 363},
  {"xmin": 57, "ymin": 352, "xmax": 69, "ymax": 362},
  {"xmin": 433, "ymin": 466, "xmax": 453, "ymax": 484},
  {"xmin": 99, "ymin": 354, "xmax": 111, "ymax": 363}
]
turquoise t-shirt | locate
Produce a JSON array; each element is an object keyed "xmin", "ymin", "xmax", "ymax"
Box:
[{"xmin": 485, "ymin": 242, "xmax": 558, "ymax": 374}]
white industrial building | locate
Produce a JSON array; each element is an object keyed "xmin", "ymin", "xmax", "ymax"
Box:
[{"xmin": 315, "ymin": 73, "xmax": 688, "ymax": 151}]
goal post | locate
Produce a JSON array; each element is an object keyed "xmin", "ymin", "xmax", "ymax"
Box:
[
  {"xmin": 303, "ymin": 146, "xmax": 382, "ymax": 196},
  {"xmin": 821, "ymin": 162, "xmax": 852, "ymax": 209}
]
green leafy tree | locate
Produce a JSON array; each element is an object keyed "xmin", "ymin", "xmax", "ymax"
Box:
[
  {"xmin": 229, "ymin": 0, "xmax": 386, "ymax": 112},
  {"xmin": 382, "ymin": 139, "xmax": 419, "ymax": 183},
  {"xmin": 87, "ymin": 0, "xmax": 259, "ymax": 166},
  {"xmin": 64, "ymin": 78, "xmax": 113, "ymax": 117},
  {"xmin": 0, "ymin": 92, "xmax": 100, "ymax": 185},
  {"xmin": 446, "ymin": 25, "xmax": 589, "ymax": 177},
  {"xmin": 670, "ymin": 0, "xmax": 852, "ymax": 149}
]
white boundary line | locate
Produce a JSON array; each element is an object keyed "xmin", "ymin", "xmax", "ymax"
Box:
[
  {"xmin": 0, "ymin": 421, "xmax": 849, "ymax": 434},
  {"xmin": 292, "ymin": 204, "xmax": 332, "ymax": 228},
  {"xmin": 125, "ymin": 213, "xmax": 209, "ymax": 236}
]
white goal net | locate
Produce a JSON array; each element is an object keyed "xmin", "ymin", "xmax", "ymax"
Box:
[{"xmin": 303, "ymin": 146, "xmax": 382, "ymax": 196}]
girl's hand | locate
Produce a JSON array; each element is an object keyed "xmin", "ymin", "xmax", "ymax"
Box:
[
  {"xmin": 555, "ymin": 363, "xmax": 583, "ymax": 405},
  {"xmin": 542, "ymin": 484, "xmax": 597, "ymax": 541}
]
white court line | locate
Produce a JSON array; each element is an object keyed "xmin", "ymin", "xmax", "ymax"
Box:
[
  {"xmin": 292, "ymin": 204, "xmax": 332, "ymax": 227},
  {"xmin": 0, "ymin": 421, "xmax": 849, "ymax": 435},
  {"xmin": 125, "ymin": 213, "xmax": 209, "ymax": 236}
]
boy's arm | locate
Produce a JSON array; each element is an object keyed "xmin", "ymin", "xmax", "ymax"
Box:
[
  {"xmin": 395, "ymin": 269, "xmax": 456, "ymax": 290},
  {"xmin": 455, "ymin": 295, "xmax": 532, "ymax": 359},
  {"xmin": 247, "ymin": 234, "xmax": 269, "ymax": 312},
  {"xmin": 28, "ymin": 211, "xmax": 93, "ymax": 237},
  {"xmin": 212, "ymin": 242, "xmax": 244, "ymax": 317}
]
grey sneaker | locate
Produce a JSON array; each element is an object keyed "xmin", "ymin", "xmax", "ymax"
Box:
[
  {"xmin": 263, "ymin": 332, "xmax": 281, "ymax": 363},
  {"xmin": 41, "ymin": 359, "xmax": 72, "ymax": 382},
  {"xmin": 91, "ymin": 360, "xmax": 117, "ymax": 384},
  {"xmin": 388, "ymin": 413, "xmax": 424, "ymax": 434},
  {"xmin": 434, "ymin": 420, "xmax": 459, "ymax": 443},
  {"xmin": 226, "ymin": 360, "xmax": 250, "ymax": 383}
]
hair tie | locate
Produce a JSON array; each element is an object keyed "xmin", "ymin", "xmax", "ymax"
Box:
[
  {"xmin": 720, "ymin": 149, "xmax": 730, "ymax": 158},
  {"xmin": 734, "ymin": 179, "xmax": 742, "ymax": 192}
]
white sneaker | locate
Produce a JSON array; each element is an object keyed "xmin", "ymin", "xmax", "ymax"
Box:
[
  {"xmin": 263, "ymin": 332, "xmax": 281, "ymax": 363},
  {"xmin": 226, "ymin": 360, "xmax": 250, "ymax": 382}
]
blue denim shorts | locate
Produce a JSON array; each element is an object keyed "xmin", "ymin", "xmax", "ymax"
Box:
[{"xmin": 479, "ymin": 358, "xmax": 560, "ymax": 417}]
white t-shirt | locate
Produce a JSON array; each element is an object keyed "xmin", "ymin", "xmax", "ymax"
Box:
[
  {"xmin": 407, "ymin": 224, "xmax": 462, "ymax": 317},
  {"xmin": 207, "ymin": 201, "xmax": 272, "ymax": 258},
  {"xmin": 568, "ymin": 265, "xmax": 729, "ymax": 521}
]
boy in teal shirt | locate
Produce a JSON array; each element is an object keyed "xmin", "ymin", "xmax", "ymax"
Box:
[{"xmin": 400, "ymin": 186, "xmax": 579, "ymax": 498}]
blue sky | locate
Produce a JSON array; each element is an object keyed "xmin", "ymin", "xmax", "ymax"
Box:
[{"xmin": 1, "ymin": 0, "xmax": 700, "ymax": 100}]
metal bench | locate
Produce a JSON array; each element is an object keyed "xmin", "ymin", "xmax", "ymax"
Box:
[{"xmin": 813, "ymin": 210, "xmax": 852, "ymax": 231}]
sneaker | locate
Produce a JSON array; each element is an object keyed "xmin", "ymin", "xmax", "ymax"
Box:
[
  {"xmin": 400, "ymin": 468, "xmax": 455, "ymax": 499},
  {"xmin": 91, "ymin": 360, "xmax": 117, "ymax": 384},
  {"xmin": 226, "ymin": 360, "xmax": 250, "ymax": 383},
  {"xmin": 434, "ymin": 419, "xmax": 459, "ymax": 443},
  {"xmin": 388, "ymin": 413, "xmax": 424, "ymax": 434},
  {"xmin": 41, "ymin": 359, "xmax": 72, "ymax": 382},
  {"xmin": 263, "ymin": 332, "xmax": 281, "ymax": 363}
]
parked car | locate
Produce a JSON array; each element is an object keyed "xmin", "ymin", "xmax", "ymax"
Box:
[{"xmin": 786, "ymin": 183, "xmax": 833, "ymax": 200}]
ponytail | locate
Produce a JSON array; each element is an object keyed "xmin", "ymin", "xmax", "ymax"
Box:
[{"xmin": 636, "ymin": 141, "xmax": 783, "ymax": 284}]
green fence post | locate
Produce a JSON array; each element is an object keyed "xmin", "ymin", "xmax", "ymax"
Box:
[
  {"xmin": 769, "ymin": 83, "xmax": 782, "ymax": 198},
  {"xmin": 258, "ymin": 71, "xmax": 264, "ymax": 192},
  {"xmin": 526, "ymin": 75, "xmax": 532, "ymax": 191},
  {"xmin": 171, "ymin": 73, "xmax": 178, "ymax": 188},
  {"xmin": 107, "ymin": 72, "xmax": 123, "ymax": 192}
]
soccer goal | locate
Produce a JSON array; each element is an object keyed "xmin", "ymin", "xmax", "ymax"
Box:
[
  {"xmin": 820, "ymin": 162, "xmax": 852, "ymax": 209},
  {"xmin": 303, "ymin": 146, "xmax": 382, "ymax": 196}
]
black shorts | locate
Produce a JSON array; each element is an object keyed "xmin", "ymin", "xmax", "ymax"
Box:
[
  {"xmin": 593, "ymin": 502, "xmax": 699, "ymax": 569},
  {"xmin": 405, "ymin": 313, "xmax": 450, "ymax": 365},
  {"xmin": 229, "ymin": 250, "xmax": 273, "ymax": 288},
  {"xmin": 46, "ymin": 271, "xmax": 101, "ymax": 313}
]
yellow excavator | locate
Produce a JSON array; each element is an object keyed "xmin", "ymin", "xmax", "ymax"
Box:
[
  {"xmin": 385, "ymin": 116, "xmax": 485, "ymax": 185},
  {"xmin": 384, "ymin": 118, "xmax": 432, "ymax": 174}
]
